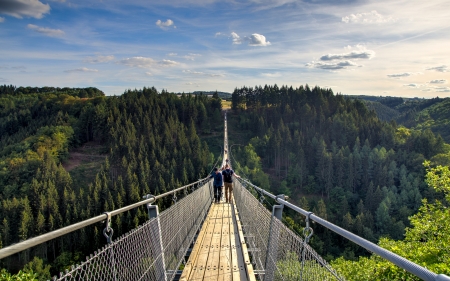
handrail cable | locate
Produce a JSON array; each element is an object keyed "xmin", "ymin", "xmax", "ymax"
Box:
[
  {"xmin": 238, "ymin": 177, "xmax": 450, "ymax": 281},
  {"xmin": 0, "ymin": 176, "xmax": 211, "ymax": 260}
]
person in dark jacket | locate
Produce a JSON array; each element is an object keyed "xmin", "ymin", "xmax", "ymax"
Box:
[
  {"xmin": 222, "ymin": 164, "xmax": 240, "ymax": 203},
  {"xmin": 210, "ymin": 167, "xmax": 223, "ymax": 203}
]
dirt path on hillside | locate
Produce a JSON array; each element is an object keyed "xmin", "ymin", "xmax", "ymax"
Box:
[
  {"xmin": 62, "ymin": 142, "xmax": 107, "ymax": 172},
  {"xmin": 63, "ymin": 152, "xmax": 106, "ymax": 172}
]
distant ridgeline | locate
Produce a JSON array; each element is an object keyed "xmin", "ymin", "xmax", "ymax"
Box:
[
  {"xmin": 190, "ymin": 91, "xmax": 232, "ymax": 100},
  {"xmin": 348, "ymin": 95, "xmax": 450, "ymax": 143},
  {"xmin": 0, "ymin": 85, "xmax": 104, "ymax": 98}
]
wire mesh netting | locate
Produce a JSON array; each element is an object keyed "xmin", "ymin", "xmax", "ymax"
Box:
[
  {"xmin": 233, "ymin": 180, "xmax": 345, "ymax": 281},
  {"xmin": 54, "ymin": 181, "xmax": 212, "ymax": 281}
]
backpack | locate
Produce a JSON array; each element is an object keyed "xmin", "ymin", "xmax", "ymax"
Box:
[{"xmin": 223, "ymin": 169, "xmax": 233, "ymax": 182}]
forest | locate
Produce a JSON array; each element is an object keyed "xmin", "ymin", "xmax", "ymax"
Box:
[
  {"xmin": 0, "ymin": 85, "xmax": 222, "ymax": 279},
  {"xmin": 0, "ymin": 83, "xmax": 449, "ymax": 280}
]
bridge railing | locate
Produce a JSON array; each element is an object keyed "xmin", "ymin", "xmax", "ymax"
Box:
[
  {"xmin": 234, "ymin": 179, "xmax": 344, "ymax": 281},
  {"xmin": 0, "ymin": 177, "xmax": 213, "ymax": 281},
  {"xmin": 236, "ymin": 178, "xmax": 450, "ymax": 281}
]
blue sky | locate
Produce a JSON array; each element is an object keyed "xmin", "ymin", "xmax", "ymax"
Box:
[{"xmin": 0, "ymin": 0, "xmax": 449, "ymax": 97}]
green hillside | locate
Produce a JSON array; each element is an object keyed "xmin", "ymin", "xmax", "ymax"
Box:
[{"xmin": 350, "ymin": 95, "xmax": 450, "ymax": 143}]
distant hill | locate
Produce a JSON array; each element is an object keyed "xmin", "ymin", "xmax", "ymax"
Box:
[
  {"xmin": 192, "ymin": 91, "xmax": 232, "ymax": 99},
  {"xmin": 347, "ymin": 95, "xmax": 450, "ymax": 142}
]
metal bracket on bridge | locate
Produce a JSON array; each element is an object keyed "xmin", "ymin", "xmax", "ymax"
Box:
[
  {"xmin": 143, "ymin": 194, "xmax": 157, "ymax": 219},
  {"xmin": 102, "ymin": 212, "xmax": 113, "ymax": 244},
  {"xmin": 303, "ymin": 212, "xmax": 314, "ymax": 244}
]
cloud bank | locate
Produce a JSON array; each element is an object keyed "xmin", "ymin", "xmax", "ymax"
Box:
[
  {"xmin": 306, "ymin": 60, "xmax": 359, "ymax": 70},
  {"xmin": 387, "ymin": 72, "xmax": 422, "ymax": 78},
  {"xmin": 27, "ymin": 24, "xmax": 64, "ymax": 37},
  {"xmin": 0, "ymin": 17, "xmax": 4, "ymax": 22},
  {"xmin": 307, "ymin": 47, "xmax": 374, "ymax": 70},
  {"xmin": 320, "ymin": 50, "xmax": 375, "ymax": 61},
  {"xmin": 0, "ymin": 0, "xmax": 50, "ymax": 19},
  {"xmin": 64, "ymin": 67, "xmax": 98, "ymax": 73},
  {"xmin": 342, "ymin": 10, "xmax": 395, "ymax": 24},
  {"xmin": 426, "ymin": 65, "xmax": 448, "ymax": 72},
  {"xmin": 429, "ymin": 79, "xmax": 447, "ymax": 84},
  {"xmin": 118, "ymin": 57, "xmax": 179, "ymax": 68}
]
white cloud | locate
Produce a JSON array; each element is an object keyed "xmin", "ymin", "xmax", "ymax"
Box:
[
  {"xmin": 429, "ymin": 79, "xmax": 447, "ymax": 84},
  {"xmin": 64, "ymin": 67, "xmax": 98, "ymax": 73},
  {"xmin": 245, "ymin": 33, "xmax": 271, "ymax": 46},
  {"xmin": 0, "ymin": 78, "xmax": 8, "ymax": 82},
  {"xmin": 159, "ymin": 59, "xmax": 178, "ymax": 66},
  {"xmin": 145, "ymin": 72, "xmax": 153, "ymax": 76},
  {"xmin": 183, "ymin": 69, "xmax": 224, "ymax": 77},
  {"xmin": 167, "ymin": 53, "xmax": 177, "ymax": 56},
  {"xmin": 0, "ymin": 17, "xmax": 5, "ymax": 23},
  {"xmin": 118, "ymin": 57, "xmax": 155, "ymax": 68},
  {"xmin": 156, "ymin": 19, "xmax": 175, "ymax": 29},
  {"xmin": 27, "ymin": 24, "xmax": 64, "ymax": 37},
  {"xmin": 215, "ymin": 32, "xmax": 223, "ymax": 37},
  {"xmin": 387, "ymin": 72, "xmax": 422, "ymax": 78},
  {"xmin": 342, "ymin": 10, "xmax": 395, "ymax": 24},
  {"xmin": 229, "ymin": 32, "xmax": 271, "ymax": 46},
  {"xmin": 320, "ymin": 50, "xmax": 375, "ymax": 61},
  {"xmin": 118, "ymin": 57, "xmax": 179, "ymax": 68},
  {"xmin": 84, "ymin": 55, "xmax": 114, "ymax": 63},
  {"xmin": 306, "ymin": 60, "xmax": 359, "ymax": 70},
  {"xmin": 231, "ymin": 32, "xmax": 241, "ymax": 44},
  {"xmin": 0, "ymin": 0, "xmax": 50, "ymax": 19},
  {"xmin": 426, "ymin": 65, "xmax": 448, "ymax": 72}
]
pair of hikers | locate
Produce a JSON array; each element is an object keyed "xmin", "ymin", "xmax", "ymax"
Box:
[{"xmin": 210, "ymin": 164, "xmax": 240, "ymax": 203}]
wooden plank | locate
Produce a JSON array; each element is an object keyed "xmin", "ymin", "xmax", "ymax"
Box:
[
  {"xmin": 229, "ymin": 203, "xmax": 243, "ymax": 281},
  {"xmin": 218, "ymin": 204, "xmax": 232, "ymax": 281},
  {"xmin": 188, "ymin": 204, "xmax": 217, "ymax": 280},
  {"xmin": 233, "ymin": 202, "xmax": 256, "ymax": 281},
  {"xmin": 204, "ymin": 204, "xmax": 223, "ymax": 280},
  {"xmin": 180, "ymin": 204, "xmax": 213, "ymax": 281}
]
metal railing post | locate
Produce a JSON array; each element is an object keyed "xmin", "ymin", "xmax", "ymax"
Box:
[
  {"xmin": 264, "ymin": 194, "xmax": 284, "ymax": 281},
  {"xmin": 145, "ymin": 195, "xmax": 168, "ymax": 281}
]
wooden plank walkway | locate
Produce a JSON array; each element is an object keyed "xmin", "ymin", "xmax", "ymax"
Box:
[{"xmin": 180, "ymin": 201, "xmax": 256, "ymax": 281}]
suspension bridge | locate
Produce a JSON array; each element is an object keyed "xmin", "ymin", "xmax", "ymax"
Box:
[{"xmin": 0, "ymin": 113, "xmax": 449, "ymax": 281}]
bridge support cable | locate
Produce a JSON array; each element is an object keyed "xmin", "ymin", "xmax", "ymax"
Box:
[
  {"xmin": 234, "ymin": 180, "xmax": 343, "ymax": 281},
  {"xmin": 238, "ymin": 178, "xmax": 450, "ymax": 281}
]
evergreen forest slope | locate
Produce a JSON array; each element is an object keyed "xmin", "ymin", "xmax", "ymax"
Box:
[
  {"xmin": 228, "ymin": 84, "xmax": 448, "ymax": 263},
  {"xmin": 0, "ymin": 86, "xmax": 222, "ymax": 278}
]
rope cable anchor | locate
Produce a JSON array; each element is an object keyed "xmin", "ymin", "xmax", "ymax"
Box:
[
  {"xmin": 303, "ymin": 212, "xmax": 314, "ymax": 244},
  {"xmin": 102, "ymin": 212, "xmax": 114, "ymax": 244}
]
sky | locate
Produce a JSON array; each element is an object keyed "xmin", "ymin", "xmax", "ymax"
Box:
[{"xmin": 0, "ymin": 0, "xmax": 449, "ymax": 97}]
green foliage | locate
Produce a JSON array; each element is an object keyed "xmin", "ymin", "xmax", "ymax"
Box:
[
  {"xmin": 23, "ymin": 257, "xmax": 51, "ymax": 281},
  {"xmin": 331, "ymin": 162, "xmax": 450, "ymax": 280},
  {"xmin": 0, "ymin": 269, "xmax": 38, "ymax": 281},
  {"xmin": 276, "ymin": 252, "xmax": 339, "ymax": 280}
]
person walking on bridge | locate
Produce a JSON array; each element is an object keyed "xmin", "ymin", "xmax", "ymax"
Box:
[
  {"xmin": 222, "ymin": 164, "xmax": 240, "ymax": 203},
  {"xmin": 210, "ymin": 167, "xmax": 223, "ymax": 203}
]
